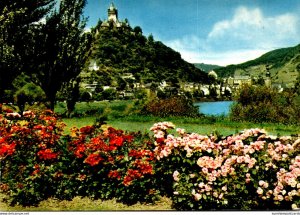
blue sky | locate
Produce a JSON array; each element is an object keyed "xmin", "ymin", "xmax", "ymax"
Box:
[{"xmin": 84, "ymin": 0, "xmax": 300, "ymax": 66}]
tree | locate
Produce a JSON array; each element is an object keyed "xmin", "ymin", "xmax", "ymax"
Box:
[
  {"xmin": 29, "ymin": 0, "xmax": 92, "ymax": 109},
  {"xmin": 0, "ymin": 0, "xmax": 55, "ymax": 101}
]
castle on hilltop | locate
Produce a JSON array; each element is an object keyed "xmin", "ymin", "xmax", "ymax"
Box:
[{"xmin": 101, "ymin": 2, "xmax": 129, "ymax": 28}]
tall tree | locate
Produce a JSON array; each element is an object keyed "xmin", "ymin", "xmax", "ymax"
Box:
[
  {"xmin": 0, "ymin": 0, "xmax": 55, "ymax": 101},
  {"xmin": 30, "ymin": 0, "xmax": 92, "ymax": 109}
]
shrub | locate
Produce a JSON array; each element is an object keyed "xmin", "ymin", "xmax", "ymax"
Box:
[
  {"xmin": 151, "ymin": 122, "xmax": 300, "ymax": 210},
  {"xmin": 142, "ymin": 96, "xmax": 199, "ymax": 117},
  {"xmin": 0, "ymin": 110, "xmax": 66, "ymax": 205},
  {"xmin": 230, "ymin": 85, "xmax": 300, "ymax": 124},
  {"xmin": 65, "ymin": 125, "xmax": 159, "ymax": 204},
  {"xmin": 0, "ymin": 109, "xmax": 159, "ymax": 206}
]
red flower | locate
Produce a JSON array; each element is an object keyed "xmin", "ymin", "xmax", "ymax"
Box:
[
  {"xmin": 74, "ymin": 144, "xmax": 86, "ymax": 158},
  {"xmin": 156, "ymin": 137, "xmax": 165, "ymax": 144},
  {"xmin": 0, "ymin": 142, "xmax": 16, "ymax": 157},
  {"xmin": 108, "ymin": 170, "xmax": 121, "ymax": 180},
  {"xmin": 108, "ymin": 145, "xmax": 117, "ymax": 151},
  {"xmin": 127, "ymin": 169, "xmax": 142, "ymax": 178},
  {"xmin": 88, "ymin": 137, "xmax": 109, "ymax": 151},
  {"xmin": 128, "ymin": 149, "xmax": 154, "ymax": 160},
  {"xmin": 123, "ymin": 175, "xmax": 133, "ymax": 186},
  {"xmin": 37, "ymin": 149, "xmax": 58, "ymax": 160},
  {"xmin": 110, "ymin": 136, "xmax": 124, "ymax": 147},
  {"xmin": 134, "ymin": 160, "xmax": 154, "ymax": 175},
  {"xmin": 124, "ymin": 135, "xmax": 134, "ymax": 143},
  {"xmin": 84, "ymin": 153, "xmax": 103, "ymax": 166},
  {"xmin": 31, "ymin": 169, "xmax": 40, "ymax": 176},
  {"xmin": 80, "ymin": 126, "xmax": 95, "ymax": 135}
]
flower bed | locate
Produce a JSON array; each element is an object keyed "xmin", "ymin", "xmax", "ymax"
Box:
[
  {"xmin": 0, "ymin": 109, "xmax": 157, "ymax": 206},
  {"xmin": 151, "ymin": 122, "xmax": 300, "ymax": 210},
  {"xmin": 0, "ymin": 108, "xmax": 299, "ymax": 210}
]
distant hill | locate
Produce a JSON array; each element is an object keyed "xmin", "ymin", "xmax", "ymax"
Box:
[
  {"xmin": 215, "ymin": 44, "xmax": 300, "ymax": 86},
  {"xmin": 83, "ymin": 22, "xmax": 208, "ymax": 87},
  {"xmin": 194, "ymin": 63, "xmax": 223, "ymax": 72}
]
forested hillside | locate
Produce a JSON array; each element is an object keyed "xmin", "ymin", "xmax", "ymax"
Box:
[
  {"xmin": 84, "ymin": 22, "xmax": 208, "ymax": 86},
  {"xmin": 194, "ymin": 63, "xmax": 222, "ymax": 72},
  {"xmin": 215, "ymin": 44, "xmax": 300, "ymax": 86}
]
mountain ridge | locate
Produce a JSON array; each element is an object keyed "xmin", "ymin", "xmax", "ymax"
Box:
[{"xmin": 214, "ymin": 44, "xmax": 300, "ymax": 86}]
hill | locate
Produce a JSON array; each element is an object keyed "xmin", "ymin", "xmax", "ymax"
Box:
[
  {"xmin": 215, "ymin": 44, "xmax": 300, "ymax": 86},
  {"xmin": 193, "ymin": 63, "xmax": 223, "ymax": 72},
  {"xmin": 83, "ymin": 22, "xmax": 208, "ymax": 87}
]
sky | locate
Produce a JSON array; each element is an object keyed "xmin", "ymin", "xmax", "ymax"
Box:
[{"xmin": 83, "ymin": 0, "xmax": 300, "ymax": 66}]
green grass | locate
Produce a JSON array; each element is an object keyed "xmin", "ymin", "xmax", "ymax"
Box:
[
  {"xmin": 0, "ymin": 194, "xmax": 173, "ymax": 211},
  {"xmin": 62, "ymin": 114, "xmax": 300, "ymax": 137}
]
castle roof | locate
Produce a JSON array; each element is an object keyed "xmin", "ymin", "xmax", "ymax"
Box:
[{"xmin": 109, "ymin": 2, "xmax": 117, "ymax": 11}]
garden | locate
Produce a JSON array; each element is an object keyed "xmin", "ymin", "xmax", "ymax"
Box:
[{"xmin": 0, "ymin": 104, "xmax": 299, "ymax": 211}]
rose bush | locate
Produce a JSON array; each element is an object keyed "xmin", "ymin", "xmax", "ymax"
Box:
[
  {"xmin": 0, "ymin": 108, "xmax": 159, "ymax": 206},
  {"xmin": 64, "ymin": 124, "xmax": 159, "ymax": 204},
  {"xmin": 0, "ymin": 109, "xmax": 66, "ymax": 205},
  {"xmin": 151, "ymin": 122, "xmax": 300, "ymax": 210}
]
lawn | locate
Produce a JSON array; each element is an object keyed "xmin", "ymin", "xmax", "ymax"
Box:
[
  {"xmin": 57, "ymin": 100, "xmax": 300, "ymax": 137},
  {"xmin": 0, "ymin": 194, "xmax": 173, "ymax": 211},
  {"xmin": 62, "ymin": 115, "xmax": 300, "ymax": 137}
]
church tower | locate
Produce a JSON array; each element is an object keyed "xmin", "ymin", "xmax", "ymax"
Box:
[
  {"xmin": 108, "ymin": 3, "xmax": 118, "ymax": 23},
  {"xmin": 265, "ymin": 64, "xmax": 272, "ymax": 87}
]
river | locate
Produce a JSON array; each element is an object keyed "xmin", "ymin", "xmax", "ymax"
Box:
[{"xmin": 194, "ymin": 101, "xmax": 235, "ymax": 116}]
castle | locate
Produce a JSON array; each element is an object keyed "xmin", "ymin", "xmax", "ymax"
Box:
[{"xmin": 101, "ymin": 2, "xmax": 129, "ymax": 28}]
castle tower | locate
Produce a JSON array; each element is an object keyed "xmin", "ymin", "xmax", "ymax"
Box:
[
  {"xmin": 108, "ymin": 2, "xmax": 118, "ymax": 23},
  {"xmin": 101, "ymin": 2, "xmax": 128, "ymax": 28}
]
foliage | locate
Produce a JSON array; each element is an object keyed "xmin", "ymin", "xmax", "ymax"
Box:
[
  {"xmin": 28, "ymin": 0, "xmax": 92, "ymax": 109},
  {"xmin": 151, "ymin": 122, "xmax": 300, "ymax": 210},
  {"xmin": 194, "ymin": 63, "xmax": 223, "ymax": 72},
  {"xmin": 0, "ymin": 0, "xmax": 55, "ymax": 100},
  {"xmin": 142, "ymin": 96, "xmax": 200, "ymax": 117},
  {"xmin": 230, "ymin": 85, "xmax": 300, "ymax": 124},
  {"xmin": 84, "ymin": 22, "xmax": 208, "ymax": 86},
  {"xmin": 15, "ymin": 82, "xmax": 46, "ymax": 104}
]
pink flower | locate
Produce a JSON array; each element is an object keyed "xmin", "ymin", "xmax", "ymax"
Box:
[
  {"xmin": 259, "ymin": 180, "xmax": 265, "ymax": 186},
  {"xmin": 173, "ymin": 171, "xmax": 180, "ymax": 182},
  {"xmin": 257, "ymin": 187, "xmax": 263, "ymax": 195},
  {"xmin": 277, "ymin": 195, "xmax": 284, "ymax": 201},
  {"xmin": 202, "ymin": 167, "xmax": 208, "ymax": 174},
  {"xmin": 193, "ymin": 193, "xmax": 202, "ymax": 201},
  {"xmin": 237, "ymin": 156, "xmax": 244, "ymax": 163}
]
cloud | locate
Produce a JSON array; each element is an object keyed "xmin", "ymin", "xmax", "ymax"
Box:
[
  {"xmin": 169, "ymin": 47, "xmax": 268, "ymax": 66},
  {"xmin": 208, "ymin": 6, "xmax": 299, "ymax": 49},
  {"xmin": 165, "ymin": 6, "xmax": 300, "ymax": 66}
]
